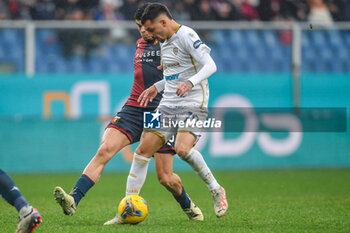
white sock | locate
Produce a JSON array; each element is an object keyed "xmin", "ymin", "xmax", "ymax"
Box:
[
  {"xmin": 19, "ymin": 205, "xmax": 32, "ymax": 219},
  {"xmin": 181, "ymin": 148, "xmax": 221, "ymax": 192},
  {"xmin": 125, "ymin": 153, "xmax": 151, "ymax": 196}
]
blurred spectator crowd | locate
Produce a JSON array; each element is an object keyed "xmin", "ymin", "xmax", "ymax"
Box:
[{"xmin": 0, "ymin": 0, "xmax": 350, "ymax": 22}]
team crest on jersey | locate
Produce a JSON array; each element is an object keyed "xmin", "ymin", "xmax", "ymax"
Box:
[
  {"xmin": 112, "ymin": 116, "xmax": 120, "ymax": 124},
  {"xmin": 173, "ymin": 47, "xmax": 179, "ymax": 55}
]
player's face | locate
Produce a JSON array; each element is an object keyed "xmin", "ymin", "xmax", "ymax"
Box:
[
  {"xmin": 143, "ymin": 18, "xmax": 168, "ymax": 42},
  {"xmin": 136, "ymin": 20, "xmax": 153, "ymax": 41}
]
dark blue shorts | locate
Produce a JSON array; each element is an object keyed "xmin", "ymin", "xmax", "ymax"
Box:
[{"xmin": 107, "ymin": 105, "xmax": 175, "ymax": 154}]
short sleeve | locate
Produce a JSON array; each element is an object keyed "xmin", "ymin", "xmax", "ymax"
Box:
[{"xmin": 182, "ymin": 28, "xmax": 211, "ymax": 62}]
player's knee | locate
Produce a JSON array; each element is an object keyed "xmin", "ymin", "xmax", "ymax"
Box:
[
  {"xmin": 175, "ymin": 145, "xmax": 191, "ymax": 157},
  {"xmin": 158, "ymin": 174, "xmax": 171, "ymax": 188},
  {"xmin": 135, "ymin": 146, "xmax": 148, "ymax": 157},
  {"xmin": 96, "ymin": 144, "xmax": 115, "ymax": 162}
]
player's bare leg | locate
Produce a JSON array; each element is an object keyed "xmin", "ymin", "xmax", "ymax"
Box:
[
  {"xmin": 154, "ymin": 152, "xmax": 203, "ymax": 221},
  {"xmin": 54, "ymin": 128, "xmax": 131, "ymax": 216},
  {"xmin": 155, "ymin": 153, "xmax": 182, "ymax": 195},
  {"xmin": 83, "ymin": 128, "xmax": 130, "ymax": 182},
  {"xmin": 175, "ymin": 132, "xmax": 228, "ymax": 217},
  {"xmin": 135, "ymin": 131, "xmax": 164, "ymax": 159}
]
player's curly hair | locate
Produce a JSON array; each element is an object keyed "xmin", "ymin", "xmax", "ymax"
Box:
[
  {"xmin": 141, "ymin": 2, "xmax": 173, "ymax": 24},
  {"xmin": 134, "ymin": 3, "xmax": 151, "ymax": 21}
]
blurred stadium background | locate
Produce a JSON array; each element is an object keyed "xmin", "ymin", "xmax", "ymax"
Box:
[{"xmin": 0, "ymin": 0, "xmax": 350, "ymax": 173}]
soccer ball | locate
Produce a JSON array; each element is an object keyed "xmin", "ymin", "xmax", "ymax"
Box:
[{"xmin": 118, "ymin": 195, "xmax": 148, "ymax": 224}]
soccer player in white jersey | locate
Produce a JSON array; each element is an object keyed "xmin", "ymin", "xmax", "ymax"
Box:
[{"xmin": 126, "ymin": 2, "xmax": 228, "ymax": 218}]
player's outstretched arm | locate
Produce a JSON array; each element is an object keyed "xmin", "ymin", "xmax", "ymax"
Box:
[
  {"xmin": 176, "ymin": 53, "xmax": 217, "ymax": 97},
  {"xmin": 188, "ymin": 52, "xmax": 217, "ymax": 87},
  {"xmin": 138, "ymin": 85, "xmax": 159, "ymax": 107}
]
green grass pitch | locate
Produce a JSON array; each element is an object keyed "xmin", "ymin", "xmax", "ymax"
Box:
[{"xmin": 1, "ymin": 170, "xmax": 350, "ymax": 233}]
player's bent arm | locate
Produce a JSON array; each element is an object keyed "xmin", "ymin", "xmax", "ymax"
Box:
[
  {"xmin": 138, "ymin": 85, "xmax": 159, "ymax": 107},
  {"xmin": 188, "ymin": 53, "xmax": 217, "ymax": 87},
  {"xmin": 154, "ymin": 79, "xmax": 165, "ymax": 92}
]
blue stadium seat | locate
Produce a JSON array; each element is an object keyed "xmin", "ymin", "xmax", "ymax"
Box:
[
  {"xmin": 219, "ymin": 43, "xmax": 233, "ymax": 61},
  {"xmin": 319, "ymin": 47, "xmax": 333, "ymax": 63},
  {"xmin": 98, "ymin": 43, "xmax": 116, "ymax": 62},
  {"xmin": 301, "ymin": 60, "xmax": 310, "ymax": 72},
  {"xmin": 41, "ymin": 41, "xmax": 60, "ymax": 56},
  {"xmin": 329, "ymin": 47, "xmax": 350, "ymax": 72},
  {"xmin": 113, "ymin": 44, "xmax": 130, "ymax": 61},
  {"xmin": 8, "ymin": 46, "xmax": 23, "ymax": 60},
  {"xmin": 121, "ymin": 59, "xmax": 134, "ymax": 72},
  {"xmin": 245, "ymin": 60, "xmax": 260, "ymax": 73},
  {"xmin": 302, "ymin": 46, "xmax": 316, "ymax": 64},
  {"xmin": 310, "ymin": 31, "xmax": 327, "ymax": 49},
  {"xmin": 263, "ymin": 45, "xmax": 285, "ymax": 72},
  {"xmin": 228, "ymin": 30, "xmax": 245, "ymax": 49},
  {"xmin": 106, "ymin": 60, "xmax": 123, "ymax": 73},
  {"xmin": 36, "ymin": 59, "xmax": 49, "ymax": 73},
  {"xmin": 212, "ymin": 30, "xmax": 226, "ymax": 45},
  {"xmin": 342, "ymin": 31, "xmax": 350, "ymax": 48},
  {"xmin": 329, "ymin": 57, "xmax": 345, "ymax": 72},
  {"xmin": 269, "ymin": 45, "xmax": 284, "ymax": 61},
  {"xmin": 1, "ymin": 29, "xmax": 18, "ymax": 43},
  {"xmin": 334, "ymin": 47, "xmax": 349, "ymax": 62},
  {"xmin": 262, "ymin": 30, "xmax": 278, "ymax": 48},
  {"xmin": 210, "ymin": 45, "xmax": 228, "ymax": 72},
  {"xmin": 345, "ymin": 60, "xmax": 350, "ymax": 72},
  {"xmin": 252, "ymin": 46, "xmax": 266, "ymax": 61},
  {"xmin": 244, "ymin": 30, "xmax": 260, "ymax": 48},
  {"xmin": 67, "ymin": 56, "xmax": 85, "ymax": 73},
  {"xmin": 235, "ymin": 46, "xmax": 249, "ymax": 61},
  {"xmin": 327, "ymin": 30, "xmax": 343, "ymax": 48},
  {"xmin": 45, "ymin": 55, "xmax": 67, "ymax": 73},
  {"xmin": 210, "ymin": 46, "xmax": 219, "ymax": 62},
  {"xmin": 313, "ymin": 58, "xmax": 329, "ymax": 73},
  {"xmin": 112, "ymin": 44, "xmax": 134, "ymax": 72},
  {"xmin": 37, "ymin": 29, "xmax": 55, "ymax": 43},
  {"xmin": 0, "ymin": 46, "xmax": 5, "ymax": 60},
  {"xmin": 86, "ymin": 58, "xmax": 105, "ymax": 73},
  {"xmin": 302, "ymin": 32, "xmax": 311, "ymax": 48}
]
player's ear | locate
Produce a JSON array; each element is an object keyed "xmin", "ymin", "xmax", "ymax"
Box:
[{"xmin": 160, "ymin": 18, "xmax": 166, "ymax": 27}]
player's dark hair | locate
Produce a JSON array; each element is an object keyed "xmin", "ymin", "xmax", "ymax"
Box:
[
  {"xmin": 134, "ymin": 3, "xmax": 151, "ymax": 20},
  {"xmin": 141, "ymin": 2, "xmax": 173, "ymax": 24}
]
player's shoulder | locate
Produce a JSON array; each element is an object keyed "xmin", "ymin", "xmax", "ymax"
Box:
[
  {"xmin": 135, "ymin": 37, "xmax": 145, "ymax": 47},
  {"xmin": 178, "ymin": 25, "xmax": 198, "ymax": 38},
  {"xmin": 177, "ymin": 25, "xmax": 201, "ymax": 48}
]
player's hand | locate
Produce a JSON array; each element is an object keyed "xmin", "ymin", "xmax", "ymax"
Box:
[
  {"xmin": 138, "ymin": 85, "xmax": 158, "ymax": 107},
  {"xmin": 176, "ymin": 81, "xmax": 193, "ymax": 97},
  {"xmin": 157, "ymin": 64, "xmax": 163, "ymax": 70}
]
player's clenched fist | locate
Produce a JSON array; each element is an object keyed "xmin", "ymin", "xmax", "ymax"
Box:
[
  {"xmin": 176, "ymin": 80, "xmax": 193, "ymax": 97},
  {"xmin": 138, "ymin": 85, "xmax": 158, "ymax": 107}
]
